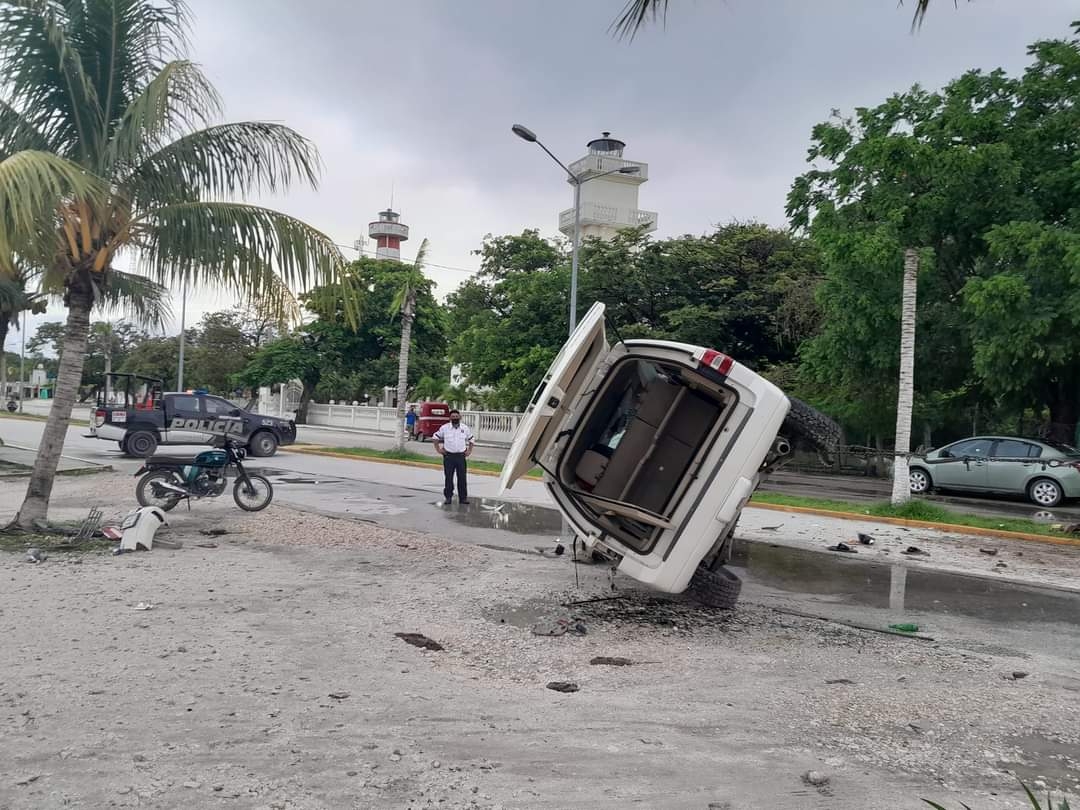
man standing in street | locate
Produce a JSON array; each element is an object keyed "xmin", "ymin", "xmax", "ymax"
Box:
[
  {"xmin": 405, "ymin": 404, "xmax": 417, "ymax": 440},
  {"xmin": 433, "ymin": 409, "xmax": 475, "ymax": 505}
]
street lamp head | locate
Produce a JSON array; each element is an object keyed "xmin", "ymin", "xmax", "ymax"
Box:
[
  {"xmin": 618, "ymin": 166, "xmax": 640, "ymax": 174},
  {"xmin": 511, "ymin": 124, "xmax": 537, "ymax": 143}
]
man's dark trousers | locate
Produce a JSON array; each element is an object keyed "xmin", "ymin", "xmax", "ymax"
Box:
[{"xmin": 443, "ymin": 452, "xmax": 468, "ymax": 501}]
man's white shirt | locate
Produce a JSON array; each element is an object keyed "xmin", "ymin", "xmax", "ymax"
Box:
[{"xmin": 433, "ymin": 423, "xmax": 474, "ymax": 454}]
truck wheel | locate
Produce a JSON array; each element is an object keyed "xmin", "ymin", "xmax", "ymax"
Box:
[
  {"xmin": 781, "ymin": 397, "xmax": 842, "ymax": 463},
  {"xmin": 686, "ymin": 564, "xmax": 742, "ymax": 610},
  {"xmin": 248, "ymin": 431, "xmax": 278, "ymax": 457},
  {"xmin": 124, "ymin": 431, "xmax": 158, "ymax": 458}
]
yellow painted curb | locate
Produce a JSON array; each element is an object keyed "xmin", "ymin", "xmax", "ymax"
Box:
[
  {"xmin": 748, "ymin": 501, "xmax": 1080, "ymax": 548},
  {"xmin": 285, "ymin": 445, "xmax": 519, "ymax": 479}
]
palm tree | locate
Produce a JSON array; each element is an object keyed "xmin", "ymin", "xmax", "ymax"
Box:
[
  {"xmin": 390, "ymin": 238, "xmax": 429, "ymax": 452},
  {"xmin": 0, "ymin": 0, "xmax": 344, "ymax": 529},
  {"xmin": 890, "ymin": 248, "xmax": 919, "ymax": 506},
  {"xmin": 611, "ymin": 0, "xmax": 961, "ymax": 38}
]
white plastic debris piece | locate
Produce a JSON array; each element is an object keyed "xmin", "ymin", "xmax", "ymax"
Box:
[
  {"xmin": 133, "ymin": 602, "xmax": 155, "ymax": 611},
  {"xmin": 118, "ymin": 507, "xmax": 168, "ymax": 552}
]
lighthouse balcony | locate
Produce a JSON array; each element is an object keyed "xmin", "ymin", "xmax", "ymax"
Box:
[
  {"xmin": 567, "ymin": 155, "xmax": 648, "ymax": 181},
  {"xmin": 559, "ymin": 202, "xmax": 658, "ymax": 235},
  {"xmin": 368, "ymin": 221, "xmax": 409, "ymax": 239}
]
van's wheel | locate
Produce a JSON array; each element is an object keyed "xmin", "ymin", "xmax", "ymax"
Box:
[
  {"xmin": 686, "ymin": 564, "xmax": 742, "ymax": 610},
  {"xmin": 248, "ymin": 431, "xmax": 278, "ymax": 457},
  {"xmin": 781, "ymin": 397, "xmax": 842, "ymax": 464},
  {"xmin": 123, "ymin": 431, "xmax": 158, "ymax": 458}
]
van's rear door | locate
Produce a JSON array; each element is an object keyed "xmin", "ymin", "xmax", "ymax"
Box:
[{"xmin": 500, "ymin": 303, "xmax": 609, "ymax": 489}]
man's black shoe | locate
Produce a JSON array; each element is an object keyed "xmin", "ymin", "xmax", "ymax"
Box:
[
  {"xmin": 443, "ymin": 499, "xmax": 452, "ymax": 505},
  {"xmin": 460, "ymin": 499, "xmax": 470, "ymax": 505}
]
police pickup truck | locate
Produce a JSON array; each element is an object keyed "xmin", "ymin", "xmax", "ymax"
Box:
[{"xmin": 87, "ymin": 374, "xmax": 296, "ymax": 458}]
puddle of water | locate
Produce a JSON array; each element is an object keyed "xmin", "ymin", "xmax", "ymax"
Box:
[
  {"xmin": 999, "ymin": 734, "xmax": 1080, "ymax": 790},
  {"xmin": 443, "ymin": 498, "xmax": 564, "ymax": 536},
  {"xmin": 732, "ymin": 539, "xmax": 1080, "ymax": 626}
]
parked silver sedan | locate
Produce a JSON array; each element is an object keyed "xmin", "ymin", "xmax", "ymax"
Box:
[{"xmin": 909, "ymin": 436, "xmax": 1080, "ymax": 507}]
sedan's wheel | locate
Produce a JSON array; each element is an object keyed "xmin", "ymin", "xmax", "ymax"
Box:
[
  {"xmin": 686, "ymin": 564, "xmax": 742, "ymax": 610},
  {"xmin": 909, "ymin": 467, "xmax": 932, "ymax": 494},
  {"xmin": 1028, "ymin": 478, "xmax": 1063, "ymax": 507}
]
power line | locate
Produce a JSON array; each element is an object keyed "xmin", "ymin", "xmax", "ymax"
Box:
[{"xmin": 333, "ymin": 241, "xmax": 479, "ymax": 276}]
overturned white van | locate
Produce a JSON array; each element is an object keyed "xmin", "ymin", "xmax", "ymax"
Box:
[{"xmin": 500, "ymin": 302, "xmax": 839, "ymax": 608}]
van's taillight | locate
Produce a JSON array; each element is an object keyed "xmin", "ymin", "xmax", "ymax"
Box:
[
  {"xmin": 697, "ymin": 349, "xmax": 734, "ymax": 376},
  {"xmin": 93, "ymin": 409, "xmax": 105, "ymax": 427}
]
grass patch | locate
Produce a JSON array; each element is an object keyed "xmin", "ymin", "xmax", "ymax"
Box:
[
  {"xmin": 0, "ymin": 532, "xmax": 113, "ymax": 554},
  {"xmin": 750, "ymin": 491, "xmax": 1067, "ymax": 538},
  {"xmin": 0, "ymin": 411, "xmax": 88, "ymax": 426},
  {"xmin": 309, "ymin": 445, "xmax": 544, "ymax": 478}
]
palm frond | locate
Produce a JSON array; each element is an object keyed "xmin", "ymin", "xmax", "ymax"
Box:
[
  {"xmin": 134, "ymin": 200, "xmax": 345, "ymax": 304},
  {"xmin": 0, "ymin": 149, "xmax": 106, "ymax": 271},
  {"xmin": 106, "ymin": 59, "xmax": 221, "ymax": 173},
  {"xmin": 610, "ymin": 0, "xmax": 667, "ymax": 40},
  {"xmin": 125, "ymin": 121, "xmax": 321, "ymax": 207},
  {"xmin": 93, "ymin": 268, "xmax": 172, "ymax": 329},
  {"xmin": 0, "ymin": 0, "xmax": 99, "ymax": 157},
  {"xmin": 905, "ymin": 1, "xmax": 961, "ymax": 32},
  {"xmin": 0, "ymin": 98, "xmax": 51, "ymax": 155}
]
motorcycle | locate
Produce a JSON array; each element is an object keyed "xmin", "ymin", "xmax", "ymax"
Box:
[{"xmin": 134, "ymin": 438, "xmax": 273, "ymax": 512}]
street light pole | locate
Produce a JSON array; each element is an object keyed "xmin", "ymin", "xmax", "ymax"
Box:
[
  {"xmin": 176, "ymin": 273, "xmax": 187, "ymax": 391},
  {"xmin": 511, "ymin": 124, "xmax": 638, "ymax": 336},
  {"xmin": 17, "ymin": 309, "xmax": 26, "ymax": 413}
]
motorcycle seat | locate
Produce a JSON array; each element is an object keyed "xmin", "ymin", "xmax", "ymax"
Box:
[{"xmin": 144, "ymin": 454, "xmax": 205, "ymax": 466}]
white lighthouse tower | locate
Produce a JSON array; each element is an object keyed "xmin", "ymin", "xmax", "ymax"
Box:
[
  {"xmin": 559, "ymin": 132, "xmax": 657, "ymax": 242},
  {"xmin": 368, "ymin": 207, "xmax": 409, "ymax": 261}
]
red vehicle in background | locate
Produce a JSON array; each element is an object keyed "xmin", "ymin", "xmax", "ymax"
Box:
[{"xmin": 416, "ymin": 402, "xmax": 451, "ymax": 442}]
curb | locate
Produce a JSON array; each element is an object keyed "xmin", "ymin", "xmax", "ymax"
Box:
[{"xmin": 747, "ymin": 501, "xmax": 1080, "ymax": 548}]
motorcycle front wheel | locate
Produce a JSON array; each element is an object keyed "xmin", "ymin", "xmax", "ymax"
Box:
[
  {"xmin": 233, "ymin": 474, "xmax": 273, "ymax": 512},
  {"xmin": 136, "ymin": 470, "xmax": 184, "ymax": 512}
]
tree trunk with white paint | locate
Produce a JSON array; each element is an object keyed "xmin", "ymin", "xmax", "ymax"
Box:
[
  {"xmin": 891, "ymin": 248, "xmax": 919, "ymax": 506},
  {"xmin": 11, "ymin": 283, "xmax": 95, "ymax": 528},
  {"xmin": 394, "ymin": 292, "xmax": 415, "ymax": 452}
]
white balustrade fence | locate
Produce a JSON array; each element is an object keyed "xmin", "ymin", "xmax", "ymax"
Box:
[{"xmin": 255, "ymin": 399, "xmax": 523, "ymax": 447}]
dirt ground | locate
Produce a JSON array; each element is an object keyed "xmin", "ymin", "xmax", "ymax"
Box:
[{"xmin": 2, "ymin": 473, "xmax": 1079, "ymax": 810}]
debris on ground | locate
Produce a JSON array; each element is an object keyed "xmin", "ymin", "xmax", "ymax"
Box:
[
  {"xmin": 195, "ymin": 542, "xmax": 218, "ymax": 548},
  {"xmin": 75, "ymin": 507, "xmax": 104, "ymax": 540},
  {"xmin": 200, "ymin": 528, "xmax": 229, "ymax": 536},
  {"xmin": 101, "ymin": 526, "xmax": 122, "ymax": 541},
  {"xmin": 132, "ymin": 602, "xmax": 155, "ymax": 611},
  {"xmin": 824, "ymin": 678, "xmax": 856, "ymax": 685},
  {"xmin": 546, "ymin": 681, "xmax": 579, "ymax": 693},
  {"xmin": 532, "ymin": 618, "xmax": 570, "ymax": 636},
  {"xmin": 590, "ymin": 656, "xmax": 635, "ymax": 666},
  {"xmin": 902, "ymin": 546, "xmax": 930, "ymax": 556},
  {"xmin": 802, "ymin": 770, "xmax": 830, "ymax": 788},
  {"xmin": 1010, "ymin": 671, "xmax": 1029, "ymax": 680},
  {"xmin": 827, "ymin": 542, "xmax": 857, "ymax": 553},
  {"xmin": 394, "ymin": 632, "xmax": 444, "ymax": 651},
  {"xmin": 857, "ymin": 532, "xmax": 876, "ymax": 545},
  {"xmin": 328, "ymin": 691, "xmax": 350, "ymax": 700},
  {"xmin": 761, "ymin": 524, "xmax": 784, "ymax": 531},
  {"xmin": 23, "ymin": 548, "xmax": 46, "ymax": 563},
  {"xmin": 888, "ymin": 623, "xmax": 920, "ymax": 633}
]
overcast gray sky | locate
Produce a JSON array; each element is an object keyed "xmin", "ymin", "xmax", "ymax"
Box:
[{"xmin": 9, "ymin": 0, "xmax": 1078, "ymax": 354}]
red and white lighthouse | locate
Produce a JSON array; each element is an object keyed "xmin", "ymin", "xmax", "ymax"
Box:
[{"xmin": 368, "ymin": 208, "xmax": 409, "ymax": 261}]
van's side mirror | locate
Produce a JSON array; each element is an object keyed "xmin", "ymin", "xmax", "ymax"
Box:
[
  {"xmin": 939, "ymin": 450, "xmax": 952, "ymax": 459},
  {"xmin": 230, "ymin": 408, "xmax": 242, "ymax": 417}
]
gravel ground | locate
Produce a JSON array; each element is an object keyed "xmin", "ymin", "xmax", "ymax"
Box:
[{"xmin": 1, "ymin": 473, "xmax": 1078, "ymax": 809}]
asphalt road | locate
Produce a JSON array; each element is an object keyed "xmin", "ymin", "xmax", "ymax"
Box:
[{"xmin": 5, "ymin": 414, "xmax": 1080, "ymax": 526}]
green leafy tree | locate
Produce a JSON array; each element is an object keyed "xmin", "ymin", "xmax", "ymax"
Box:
[
  {"xmin": 0, "ymin": 0, "xmax": 345, "ymax": 528},
  {"xmin": 119, "ymin": 335, "xmax": 180, "ymax": 384},
  {"xmin": 188, "ymin": 310, "xmax": 258, "ymax": 395}
]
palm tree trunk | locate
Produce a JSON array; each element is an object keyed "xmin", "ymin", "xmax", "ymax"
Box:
[
  {"xmin": 890, "ymin": 248, "xmax": 919, "ymax": 506},
  {"xmin": 11, "ymin": 286, "xmax": 94, "ymax": 528},
  {"xmin": 394, "ymin": 307, "xmax": 414, "ymax": 452}
]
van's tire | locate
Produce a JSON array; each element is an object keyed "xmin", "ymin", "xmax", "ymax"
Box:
[
  {"xmin": 123, "ymin": 430, "xmax": 158, "ymax": 458},
  {"xmin": 247, "ymin": 430, "xmax": 278, "ymax": 457},
  {"xmin": 781, "ymin": 397, "xmax": 842, "ymax": 462},
  {"xmin": 686, "ymin": 564, "xmax": 742, "ymax": 610}
]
